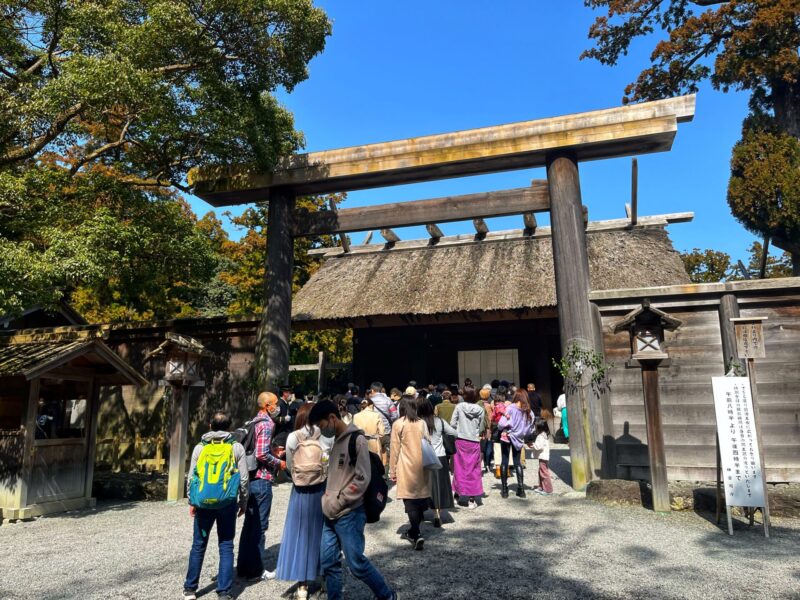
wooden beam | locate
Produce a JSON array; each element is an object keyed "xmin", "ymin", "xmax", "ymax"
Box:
[
  {"xmin": 190, "ymin": 95, "xmax": 696, "ymax": 205},
  {"xmin": 547, "ymin": 153, "xmax": 595, "ymax": 490},
  {"xmin": 425, "ymin": 223, "xmax": 444, "ymax": 241},
  {"xmin": 292, "ymin": 184, "xmax": 551, "ymax": 237},
  {"xmin": 523, "ymin": 213, "xmax": 537, "ymax": 234},
  {"xmin": 473, "ymin": 218, "xmax": 488, "ymax": 239},
  {"xmin": 309, "ymin": 212, "xmax": 695, "ymax": 257},
  {"xmin": 363, "ymin": 231, "xmax": 374, "ymax": 245},
  {"xmin": 380, "ymin": 228, "xmax": 400, "ymax": 244},
  {"xmin": 340, "ymin": 234, "xmax": 351, "ymax": 253}
]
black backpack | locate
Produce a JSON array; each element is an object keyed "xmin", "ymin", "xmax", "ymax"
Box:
[
  {"xmin": 346, "ymin": 431, "xmax": 388, "ymax": 524},
  {"xmin": 231, "ymin": 416, "xmax": 268, "ymax": 474}
]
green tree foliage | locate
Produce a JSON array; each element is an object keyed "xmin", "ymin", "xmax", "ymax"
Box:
[
  {"xmin": 681, "ymin": 242, "xmax": 792, "ymax": 282},
  {"xmin": 680, "ymin": 247, "xmax": 733, "ymax": 282},
  {"xmin": 194, "ymin": 194, "xmax": 353, "ymax": 365},
  {"xmin": 728, "ymin": 126, "xmax": 800, "ymax": 271},
  {"xmin": 0, "ymin": 0, "xmax": 331, "ymax": 315},
  {"xmin": 582, "ymin": 1, "xmax": 800, "ymax": 271}
]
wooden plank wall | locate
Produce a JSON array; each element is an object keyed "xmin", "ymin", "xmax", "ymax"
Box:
[{"xmin": 601, "ymin": 299, "xmax": 800, "ymax": 483}]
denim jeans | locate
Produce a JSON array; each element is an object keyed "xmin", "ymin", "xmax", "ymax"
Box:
[
  {"xmin": 184, "ymin": 502, "xmax": 237, "ymax": 594},
  {"xmin": 319, "ymin": 506, "xmax": 393, "ymax": 600},
  {"xmin": 500, "ymin": 441, "xmax": 521, "ymax": 470},
  {"xmin": 483, "ymin": 437, "xmax": 495, "ymax": 467},
  {"xmin": 237, "ymin": 477, "xmax": 273, "ymax": 577}
]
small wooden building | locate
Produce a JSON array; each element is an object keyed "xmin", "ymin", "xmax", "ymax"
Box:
[{"xmin": 0, "ymin": 328, "xmax": 145, "ymax": 521}]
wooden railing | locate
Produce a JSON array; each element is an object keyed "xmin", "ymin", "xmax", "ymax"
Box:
[{"xmin": 96, "ymin": 433, "xmax": 166, "ymax": 473}]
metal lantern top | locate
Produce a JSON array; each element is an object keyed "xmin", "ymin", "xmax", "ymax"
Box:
[{"xmin": 612, "ymin": 299, "xmax": 682, "ymax": 362}]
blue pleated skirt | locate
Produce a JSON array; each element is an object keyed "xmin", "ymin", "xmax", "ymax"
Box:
[{"xmin": 276, "ymin": 482, "xmax": 325, "ymax": 582}]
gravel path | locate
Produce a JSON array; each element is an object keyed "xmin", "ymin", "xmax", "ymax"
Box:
[{"xmin": 1, "ymin": 447, "xmax": 798, "ymax": 600}]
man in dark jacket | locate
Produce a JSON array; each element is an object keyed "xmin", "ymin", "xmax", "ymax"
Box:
[{"xmin": 527, "ymin": 383, "xmax": 543, "ymax": 418}]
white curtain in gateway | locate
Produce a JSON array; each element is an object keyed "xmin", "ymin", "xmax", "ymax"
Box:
[{"xmin": 458, "ymin": 349, "xmax": 519, "ymax": 387}]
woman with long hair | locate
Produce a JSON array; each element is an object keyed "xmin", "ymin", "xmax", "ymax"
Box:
[
  {"xmin": 497, "ymin": 389, "xmax": 535, "ymax": 498},
  {"xmin": 390, "ymin": 392, "xmax": 432, "ymax": 550},
  {"xmin": 417, "ymin": 395, "xmax": 455, "ymax": 527},
  {"xmin": 275, "ymin": 403, "xmax": 333, "ymax": 600},
  {"xmin": 450, "ymin": 386, "xmax": 487, "ymax": 510}
]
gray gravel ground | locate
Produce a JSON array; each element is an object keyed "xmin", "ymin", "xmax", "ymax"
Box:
[{"xmin": 1, "ymin": 447, "xmax": 799, "ymax": 600}]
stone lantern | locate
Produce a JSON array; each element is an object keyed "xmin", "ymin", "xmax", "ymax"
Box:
[{"xmin": 612, "ymin": 299, "xmax": 681, "ymax": 513}]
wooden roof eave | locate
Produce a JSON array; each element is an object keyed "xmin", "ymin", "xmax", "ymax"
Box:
[{"xmin": 22, "ymin": 340, "xmax": 147, "ymax": 386}]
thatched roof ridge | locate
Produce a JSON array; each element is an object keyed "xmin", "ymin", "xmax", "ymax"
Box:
[{"xmin": 292, "ymin": 228, "xmax": 690, "ymax": 325}]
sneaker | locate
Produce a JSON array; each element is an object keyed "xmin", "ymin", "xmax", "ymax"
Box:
[
  {"xmin": 262, "ymin": 569, "xmax": 277, "ymax": 581},
  {"xmin": 414, "ymin": 536, "xmax": 425, "ymax": 551},
  {"xmin": 433, "ymin": 517, "xmax": 442, "ymax": 528},
  {"xmin": 183, "ymin": 590, "xmax": 197, "ymax": 600},
  {"xmin": 401, "ymin": 531, "xmax": 417, "ymax": 546},
  {"xmin": 467, "ymin": 500, "xmax": 478, "ymax": 510},
  {"xmin": 535, "ymin": 489, "xmax": 552, "ymax": 496}
]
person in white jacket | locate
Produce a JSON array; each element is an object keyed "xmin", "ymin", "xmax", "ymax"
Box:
[{"xmin": 529, "ymin": 419, "xmax": 553, "ymax": 495}]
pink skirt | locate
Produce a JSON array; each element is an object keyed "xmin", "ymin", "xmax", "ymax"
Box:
[{"xmin": 453, "ymin": 439, "xmax": 483, "ymax": 497}]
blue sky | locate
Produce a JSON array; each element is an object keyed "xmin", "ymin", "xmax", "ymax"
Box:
[{"xmin": 187, "ymin": 1, "xmax": 763, "ymax": 262}]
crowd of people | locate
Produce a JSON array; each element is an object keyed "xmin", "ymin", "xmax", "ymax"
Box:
[{"xmin": 182, "ymin": 379, "xmax": 568, "ymax": 600}]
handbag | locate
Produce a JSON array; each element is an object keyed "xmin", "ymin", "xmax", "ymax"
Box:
[
  {"xmin": 439, "ymin": 417, "xmax": 457, "ymax": 456},
  {"xmin": 421, "ymin": 424, "xmax": 442, "ymax": 470}
]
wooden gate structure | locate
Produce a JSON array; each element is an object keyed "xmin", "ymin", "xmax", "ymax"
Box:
[{"xmin": 189, "ymin": 95, "xmax": 696, "ymax": 490}]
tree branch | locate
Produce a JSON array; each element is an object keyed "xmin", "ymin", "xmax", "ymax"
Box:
[
  {"xmin": 0, "ymin": 101, "xmax": 83, "ymax": 166},
  {"xmin": 69, "ymin": 118, "xmax": 134, "ymax": 175}
]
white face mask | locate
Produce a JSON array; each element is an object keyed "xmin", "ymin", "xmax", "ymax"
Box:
[{"xmin": 267, "ymin": 405, "xmax": 280, "ymax": 419}]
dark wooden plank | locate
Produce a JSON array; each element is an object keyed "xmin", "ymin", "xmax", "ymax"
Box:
[{"xmin": 292, "ymin": 184, "xmax": 551, "ymax": 236}]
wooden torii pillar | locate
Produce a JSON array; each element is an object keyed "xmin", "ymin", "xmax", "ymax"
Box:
[
  {"xmin": 255, "ymin": 188, "xmax": 296, "ymax": 390},
  {"xmin": 547, "ymin": 154, "xmax": 597, "ymax": 489}
]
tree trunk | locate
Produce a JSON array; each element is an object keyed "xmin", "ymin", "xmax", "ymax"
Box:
[{"xmin": 772, "ymin": 79, "xmax": 800, "ymax": 139}]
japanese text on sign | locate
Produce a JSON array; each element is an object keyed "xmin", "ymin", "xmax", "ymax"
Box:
[
  {"xmin": 734, "ymin": 322, "xmax": 765, "ymax": 359},
  {"xmin": 712, "ymin": 377, "xmax": 765, "ymax": 508}
]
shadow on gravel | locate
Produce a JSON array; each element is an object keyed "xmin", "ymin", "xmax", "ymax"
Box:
[{"xmin": 37, "ymin": 499, "xmax": 139, "ymax": 521}]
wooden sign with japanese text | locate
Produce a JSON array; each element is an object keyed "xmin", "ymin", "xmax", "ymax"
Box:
[
  {"xmin": 734, "ymin": 321, "xmax": 765, "ymax": 359},
  {"xmin": 712, "ymin": 377, "xmax": 766, "ymax": 508}
]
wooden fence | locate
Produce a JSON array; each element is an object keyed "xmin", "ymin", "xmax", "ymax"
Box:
[{"xmin": 96, "ymin": 433, "xmax": 166, "ymax": 473}]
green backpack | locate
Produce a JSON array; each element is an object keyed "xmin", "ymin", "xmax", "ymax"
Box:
[{"xmin": 188, "ymin": 438, "xmax": 240, "ymax": 509}]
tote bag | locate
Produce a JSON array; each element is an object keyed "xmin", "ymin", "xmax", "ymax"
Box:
[{"xmin": 421, "ymin": 422, "xmax": 442, "ymax": 470}]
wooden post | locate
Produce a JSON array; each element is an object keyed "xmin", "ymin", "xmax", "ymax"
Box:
[
  {"xmin": 317, "ymin": 350, "xmax": 327, "ymax": 395},
  {"xmin": 591, "ymin": 303, "xmax": 616, "ymax": 479},
  {"xmin": 547, "ymin": 153, "xmax": 596, "ymax": 489},
  {"xmin": 167, "ymin": 386, "xmax": 190, "ymax": 502},
  {"xmin": 746, "ymin": 358, "xmax": 771, "ymax": 537},
  {"xmin": 718, "ymin": 294, "xmax": 745, "ymax": 373},
  {"xmin": 640, "ymin": 362, "xmax": 670, "ymax": 513},
  {"xmin": 255, "ymin": 189, "xmax": 296, "ymax": 390},
  {"xmin": 83, "ymin": 379, "xmax": 100, "ymax": 499},
  {"xmin": 16, "ymin": 378, "xmax": 40, "ymax": 511}
]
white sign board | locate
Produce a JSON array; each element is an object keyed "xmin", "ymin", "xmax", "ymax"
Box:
[{"xmin": 712, "ymin": 377, "xmax": 766, "ymax": 508}]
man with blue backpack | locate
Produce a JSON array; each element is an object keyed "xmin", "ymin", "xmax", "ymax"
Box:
[{"xmin": 183, "ymin": 411, "xmax": 249, "ymax": 600}]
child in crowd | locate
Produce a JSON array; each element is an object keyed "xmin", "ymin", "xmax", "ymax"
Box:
[{"xmin": 529, "ymin": 419, "xmax": 553, "ymax": 496}]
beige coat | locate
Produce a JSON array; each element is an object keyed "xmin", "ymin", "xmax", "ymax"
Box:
[
  {"xmin": 389, "ymin": 417, "xmax": 431, "ymax": 500},
  {"xmin": 353, "ymin": 407, "xmax": 385, "ymax": 455}
]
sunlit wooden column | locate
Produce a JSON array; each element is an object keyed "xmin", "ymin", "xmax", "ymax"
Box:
[{"xmin": 547, "ymin": 153, "xmax": 597, "ymax": 490}]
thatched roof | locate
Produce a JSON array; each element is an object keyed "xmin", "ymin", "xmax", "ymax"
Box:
[
  {"xmin": 0, "ymin": 331, "xmax": 146, "ymax": 385},
  {"xmin": 292, "ymin": 227, "xmax": 690, "ymax": 326}
]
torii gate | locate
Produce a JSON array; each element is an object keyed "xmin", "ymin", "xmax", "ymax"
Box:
[{"xmin": 189, "ymin": 95, "xmax": 696, "ymax": 489}]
